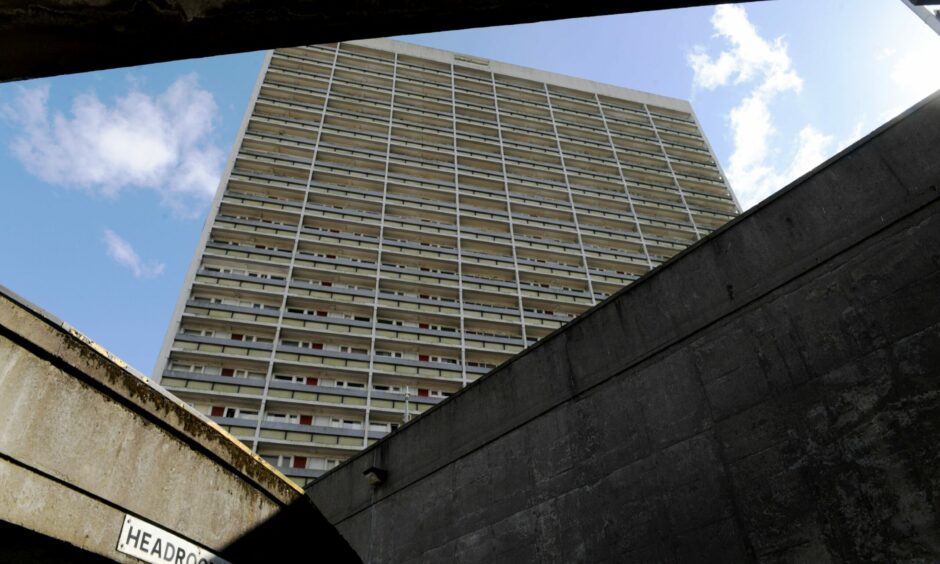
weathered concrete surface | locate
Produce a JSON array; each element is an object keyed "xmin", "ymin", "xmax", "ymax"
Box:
[
  {"xmin": 0, "ymin": 287, "xmax": 359, "ymax": 562},
  {"xmin": 307, "ymin": 91, "xmax": 940, "ymax": 562},
  {"xmin": 0, "ymin": 0, "xmax": 761, "ymax": 83}
]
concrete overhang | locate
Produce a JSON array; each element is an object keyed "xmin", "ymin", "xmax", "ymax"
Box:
[{"xmin": 0, "ymin": 0, "xmax": 762, "ymax": 83}]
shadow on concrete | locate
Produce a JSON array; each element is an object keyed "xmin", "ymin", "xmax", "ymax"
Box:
[
  {"xmin": 0, "ymin": 520, "xmax": 112, "ymax": 563},
  {"xmin": 219, "ymin": 496, "xmax": 362, "ymax": 562}
]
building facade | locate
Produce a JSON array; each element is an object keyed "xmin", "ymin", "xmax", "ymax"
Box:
[{"xmin": 154, "ymin": 38, "xmax": 739, "ymax": 486}]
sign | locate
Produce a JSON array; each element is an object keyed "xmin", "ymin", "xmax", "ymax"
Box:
[{"xmin": 116, "ymin": 514, "xmax": 229, "ymax": 564}]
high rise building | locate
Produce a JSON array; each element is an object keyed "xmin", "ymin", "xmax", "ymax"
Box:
[{"xmin": 154, "ymin": 38, "xmax": 739, "ymax": 486}]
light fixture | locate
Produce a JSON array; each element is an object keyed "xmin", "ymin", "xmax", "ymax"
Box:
[{"xmin": 363, "ymin": 466, "xmax": 387, "ymax": 486}]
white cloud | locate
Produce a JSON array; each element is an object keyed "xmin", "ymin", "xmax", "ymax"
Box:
[
  {"xmin": 690, "ymin": 5, "xmax": 802, "ymax": 94},
  {"xmin": 886, "ymin": 41, "xmax": 940, "ymax": 111},
  {"xmin": 835, "ymin": 121, "xmax": 864, "ymax": 153},
  {"xmin": 103, "ymin": 229, "xmax": 165, "ymax": 279},
  {"xmin": 785, "ymin": 126, "xmax": 834, "ymax": 182},
  {"xmin": 3, "ymin": 74, "xmax": 223, "ymax": 217},
  {"xmin": 876, "ymin": 47, "xmax": 896, "ymax": 62},
  {"xmin": 688, "ymin": 5, "xmax": 826, "ymax": 209},
  {"xmin": 870, "ymin": 37, "xmax": 940, "ymax": 126}
]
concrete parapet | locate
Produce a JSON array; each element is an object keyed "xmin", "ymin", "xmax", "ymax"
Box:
[
  {"xmin": 0, "ymin": 287, "xmax": 359, "ymax": 561},
  {"xmin": 307, "ymin": 91, "xmax": 940, "ymax": 562}
]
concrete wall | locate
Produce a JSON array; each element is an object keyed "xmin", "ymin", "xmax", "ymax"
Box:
[
  {"xmin": 306, "ymin": 92, "xmax": 940, "ymax": 562},
  {"xmin": 0, "ymin": 287, "xmax": 358, "ymax": 562}
]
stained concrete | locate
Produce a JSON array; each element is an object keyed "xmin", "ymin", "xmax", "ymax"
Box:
[
  {"xmin": 0, "ymin": 0, "xmax": 761, "ymax": 82},
  {"xmin": 0, "ymin": 287, "xmax": 359, "ymax": 562},
  {"xmin": 306, "ymin": 91, "xmax": 940, "ymax": 562}
]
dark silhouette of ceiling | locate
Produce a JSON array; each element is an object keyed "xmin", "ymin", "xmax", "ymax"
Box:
[{"xmin": 1, "ymin": 0, "xmax": 765, "ymax": 83}]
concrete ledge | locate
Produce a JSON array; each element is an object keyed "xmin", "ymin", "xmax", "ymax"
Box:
[
  {"xmin": 0, "ymin": 286, "xmax": 359, "ymax": 561},
  {"xmin": 306, "ymin": 91, "xmax": 940, "ymax": 561}
]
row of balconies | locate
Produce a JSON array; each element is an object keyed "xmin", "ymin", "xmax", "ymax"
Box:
[
  {"xmin": 308, "ymin": 135, "xmax": 708, "ymax": 207},
  {"xmin": 274, "ymin": 47, "xmax": 701, "ymax": 161},
  {"xmin": 179, "ymin": 291, "xmax": 558, "ymax": 351},
  {"xmin": 161, "ymin": 368, "xmax": 448, "ymax": 412},
  {"xmin": 307, "ymin": 110, "xmax": 724, "ymax": 198},
  {"xmin": 218, "ymin": 164, "xmax": 704, "ymax": 239},
  {"xmin": 263, "ymin": 62, "xmax": 714, "ymax": 162},
  {"xmin": 297, "ymin": 184, "xmax": 696, "ymax": 245},
  {"xmin": 313, "ymin": 108, "xmax": 722, "ymax": 185},
  {"xmin": 166, "ymin": 362, "xmax": 459, "ymax": 409},
  {"xmin": 259, "ymin": 222, "xmax": 653, "ymax": 280},
  {"xmin": 272, "ymin": 49, "xmax": 698, "ymax": 132},
  {"xmin": 219, "ymin": 183, "xmax": 702, "ymax": 254},
  {"xmin": 162, "ymin": 363, "xmax": 452, "ymax": 411},
  {"xmin": 180, "ymin": 299, "xmax": 529, "ymax": 353},
  {"xmin": 187, "ymin": 267, "xmax": 584, "ymax": 328},
  {"xmin": 214, "ymin": 191, "xmax": 681, "ymax": 267},
  {"xmin": 283, "ymin": 156, "xmax": 718, "ymax": 231},
  {"xmin": 169, "ymin": 333, "xmax": 473, "ymax": 384},
  {"xmin": 266, "ymin": 89, "xmax": 720, "ymax": 185}
]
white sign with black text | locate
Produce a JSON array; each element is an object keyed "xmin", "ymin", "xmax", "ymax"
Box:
[{"xmin": 116, "ymin": 514, "xmax": 229, "ymax": 564}]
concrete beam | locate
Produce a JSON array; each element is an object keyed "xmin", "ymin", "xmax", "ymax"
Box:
[
  {"xmin": 0, "ymin": 287, "xmax": 359, "ymax": 562},
  {"xmin": 0, "ymin": 0, "xmax": 761, "ymax": 83},
  {"xmin": 307, "ymin": 90, "xmax": 940, "ymax": 561}
]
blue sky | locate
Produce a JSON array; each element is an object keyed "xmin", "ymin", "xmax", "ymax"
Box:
[{"xmin": 0, "ymin": 0, "xmax": 937, "ymax": 374}]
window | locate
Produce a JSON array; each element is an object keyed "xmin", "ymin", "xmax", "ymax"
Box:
[
  {"xmin": 222, "ymin": 408, "xmax": 258, "ymax": 420},
  {"xmin": 204, "ymin": 265, "xmax": 286, "ymax": 281},
  {"xmin": 263, "ymin": 454, "xmax": 339, "ymax": 471},
  {"xmin": 265, "ymin": 412, "xmax": 299, "ymax": 424},
  {"xmin": 273, "ymin": 373, "xmax": 317, "ymax": 386},
  {"xmin": 333, "ymin": 380, "xmax": 365, "ymax": 389},
  {"xmin": 233, "ymin": 334, "xmax": 272, "ymax": 344},
  {"xmin": 428, "ymin": 355, "xmax": 458, "ymax": 365},
  {"xmin": 171, "ymin": 362, "xmax": 207, "ymax": 374},
  {"xmin": 180, "ymin": 328, "xmax": 214, "ymax": 337},
  {"xmin": 331, "ymin": 418, "xmax": 362, "ymax": 430},
  {"xmin": 232, "ymin": 369, "xmax": 266, "ymax": 380}
]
